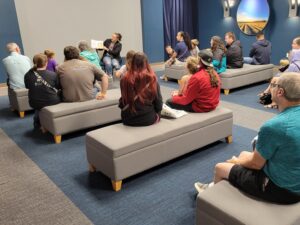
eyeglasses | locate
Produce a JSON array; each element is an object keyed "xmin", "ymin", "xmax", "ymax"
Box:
[{"xmin": 270, "ymin": 83, "xmax": 280, "ymax": 88}]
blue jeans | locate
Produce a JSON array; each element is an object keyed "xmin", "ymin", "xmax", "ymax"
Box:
[
  {"xmin": 103, "ymin": 55, "xmax": 121, "ymax": 76},
  {"xmin": 243, "ymin": 57, "xmax": 254, "ymax": 64}
]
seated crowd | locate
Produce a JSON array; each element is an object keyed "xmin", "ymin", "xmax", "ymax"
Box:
[
  {"xmin": 165, "ymin": 31, "xmax": 272, "ymax": 72},
  {"xmin": 2, "ymin": 29, "xmax": 300, "ymax": 205}
]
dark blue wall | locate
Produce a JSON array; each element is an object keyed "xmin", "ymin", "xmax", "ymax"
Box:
[
  {"xmin": 0, "ymin": 0, "xmax": 23, "ymax": 84},
  {"xmin": 142, "ymin": 0, "xmax": 300, "ymax": 64},
  {"xmin": 141, "ymin": 0, "xmax": 165, "ymax": 63},
  {"xmin": 197, "ymin": 0, "xmax": 300, "ymax": 64}
]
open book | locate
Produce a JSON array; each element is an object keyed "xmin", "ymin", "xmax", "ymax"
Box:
[
  {"xmin": 161, "ymin": 103, "xmax": 188, "ymax": 119},
  {"xmin": 91, "ymin": 39, "xmax": 104, "ymax": 49}
]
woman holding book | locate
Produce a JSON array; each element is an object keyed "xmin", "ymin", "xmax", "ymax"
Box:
[
  {"xmin": 166, "ymin": 50, "xmax": 220, "ymax": 112},
  {"xmin": 102, "ymin": 32, "xmax": 122, "ymax": 77},
  {"xmin": 119, "ymin": 52, "xmax": 163, "ymax": 126}
]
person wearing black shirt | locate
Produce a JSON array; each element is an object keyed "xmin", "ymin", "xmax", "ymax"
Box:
[
  {"xmin": 24, "ymin": 53, "xmax": 61, "ymax": 128},
  {"xmin": 102, "ymin": 32, "xmax": 122, "ymax": 77},
  {"xmin": 119, "ymin": 52, "xmax": 162, "ymax": 126},
  {"xmin": 225, "ymin": 32, "xmax": 243, "ymax": 68}
]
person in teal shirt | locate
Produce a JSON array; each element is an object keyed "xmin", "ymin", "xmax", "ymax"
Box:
[
  {"xmin": 2, "ymin": 43, "xmax": 31, "ymax": 89},
  {"xmin": 194, "ymin": 72, "xmax": 300, "ymax": 204},
  {"xmin": 210, "ymin": 36, "xmax": 227, "ymax": 74},
  {"xmin": 78, "ymin": 40, "xmax": 101, "ymax": 68}
]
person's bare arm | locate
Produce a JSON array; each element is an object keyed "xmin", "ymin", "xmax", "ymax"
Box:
[{"xmin": 227, "ymin": 150, "xmax": 266, "ymax": 170}]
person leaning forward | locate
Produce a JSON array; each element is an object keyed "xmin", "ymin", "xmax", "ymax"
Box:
[
  {"xmin": 194, "ymin": 72, "xmax": 300, "ymax": 204},
  {"xmin": 57, "ymin": 46, "xmax": 108, "ymax": 102}
]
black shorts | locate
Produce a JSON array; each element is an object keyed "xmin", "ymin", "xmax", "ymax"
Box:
[{"xmin": 228, "ymin": 165, "xmax": 300, "ymax": 204}]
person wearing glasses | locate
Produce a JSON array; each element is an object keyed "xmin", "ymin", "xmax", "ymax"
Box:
[{"xmin": 194, "ymin": 72, "xmax": 300, "ymax": 204}]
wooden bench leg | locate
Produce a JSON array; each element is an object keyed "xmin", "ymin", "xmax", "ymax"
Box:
[
  {"xmin": 89, "ymin": 163, "xmax": 96, "ymax": 172},
  {"xmin": 111, "ymin": 180, "xmax": 122, "ymax": 192},
  {"xmin": 19, "ymin": 111, "xmax": 25, "ymax": 118},
  {"xmin": 224, "ymin": 89, "xmax": 230, "ymax": 95},
  {"xmin": 54, "ymin": 135, "xmax": 62, "ymax": 144},
  {"xmin": 226, "ymin": 135, "xmax": 233, "ymax": 144}
]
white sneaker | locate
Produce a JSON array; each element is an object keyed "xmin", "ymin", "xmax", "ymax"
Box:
[
  {"xmin": 194, "ymin": 182, "xmax": 213, "ymax": 193},
  {"xmin": 159, "ymin": 74, "xmax": 167, "ymax": 80}
]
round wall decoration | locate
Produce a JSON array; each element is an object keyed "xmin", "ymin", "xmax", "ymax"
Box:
[{"xmin": 237, "ymin": 0, "xmax": 270, "ymax": 35}]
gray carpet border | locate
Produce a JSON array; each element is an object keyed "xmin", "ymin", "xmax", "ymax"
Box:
[{"xmin": 0, "ymin": 129, "xmax": 93, "ymax": 225}]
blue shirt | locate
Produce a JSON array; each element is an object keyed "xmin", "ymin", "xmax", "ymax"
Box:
[
  {"xmin": 256, "ymin": 105, "xmax": 300, "ymax": 194},
  {"xmin": 174, "ymin": 41, "xmax": 191, "ymax": 62},
  {"xmin": 2, "ymin": 52, "xmax": 31, "ymax": 89}
]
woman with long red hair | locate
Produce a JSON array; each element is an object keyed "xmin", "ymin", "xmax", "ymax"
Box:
[{"xmin": 119, "ymin": 52, "xmax": 163, "ymax": 126}]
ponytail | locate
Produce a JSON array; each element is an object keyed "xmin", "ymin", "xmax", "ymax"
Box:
[
  {"xmin": 205, "ymin": 66, "xmax": 219, "ymax": 88},
  {"xmin": 32, "ymin": 64, "xmax": 38, "ymax": 71},
  {"xmin": 183, "ymin": 32, "xmax": 192, "ymax": 51},
  {"xmin": 32, "ymin": 53, "xmax": 48, "ymax": 71}
]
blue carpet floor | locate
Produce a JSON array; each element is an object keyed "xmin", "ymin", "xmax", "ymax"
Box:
[{"xmin": 0, "ymin": 94, "xmax": 258, "ymax": 225}]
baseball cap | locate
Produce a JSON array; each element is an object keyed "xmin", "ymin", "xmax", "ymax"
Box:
[{"xmin": 198, "ymin": 49, "xmax": 213, "ymax": 67}]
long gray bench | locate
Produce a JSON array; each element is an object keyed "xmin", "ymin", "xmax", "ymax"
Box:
[
  {"xmin": 220, "ymin": 64, "xmax": 274, "ymax": 95},
  {"xmin": 164, "ymin": 63, "xmax": 188, "ymax": 80},
  {"xmin": 86, "ymin": 106, "xmax": 233, "ymax": 191},
  {"xmin": 8, "ymin": 88, "xmax": 32, "ymax": 118},
  {"xmin": 39, "ymin": 88, "xmax": 121, "ymax": 144},
  {"xmin": 196, "ymin": 180, "xmax": 300, "ymax": 225}
]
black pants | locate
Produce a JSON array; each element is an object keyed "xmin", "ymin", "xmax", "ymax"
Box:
[
  {"xmin": 33, "ymin": 110, "xmax": 40, "ymax": 129},
  {"xmin": 229, "ymin": 165, "xmax": 300, "ymax": 204},
  {"xmin": 166, "ymin": 99, "xmax": 194, "ymax": 112}
]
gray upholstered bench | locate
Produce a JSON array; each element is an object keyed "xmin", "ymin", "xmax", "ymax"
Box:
[
  {"xmin": 39, "ymin": 88, "xmax": 121, "ymax": 144},
  {"xmin": 8, "ymin": 88, "xmax": 32, "ymax": 118},
  {"xmin": 86, "ymin": 106, "xmax": 233, "ymax": 191},
  {"xmin": 196, "ymin": 180, "xmax": 300, "ymax": 225},
  {"xmin": 220, "ymin": 64, "xmax": 274, "ymax": 95},
  {"xmin": 164, "ymin": 63, "xmax": 188, "ymax": 80}
]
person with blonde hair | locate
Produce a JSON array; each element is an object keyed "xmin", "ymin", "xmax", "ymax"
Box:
[
  {"xmin": 166, "ymin": 50, "xmax": 220, "ymax": 112},
  {"xmin": 190, "ymin": 39, "xmax": 200, "ymax": 58},
  {"xmin": 44, "ymin": 49, "xmax": 58, "ymax": 72},
  {"xmin": 173, "ymin": 56, "xmax": 199, "ymax": 96},
  {"xmin": 195, "ymin": 72, "xmax": 300, "ymax": 204}
]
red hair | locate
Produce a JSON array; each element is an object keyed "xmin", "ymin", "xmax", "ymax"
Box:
[{"xmin": 120, "ymin": 52, "xmax": 158, "ymax": 112}]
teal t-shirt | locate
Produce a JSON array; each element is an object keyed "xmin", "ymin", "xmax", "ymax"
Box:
[
  {"xmin": 80, "ymin": 50, "xmax": 100, "ymax": 68},
  {"xmin": 256, "ymin": 105, "xmax": 300, "ymax": 194}
]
